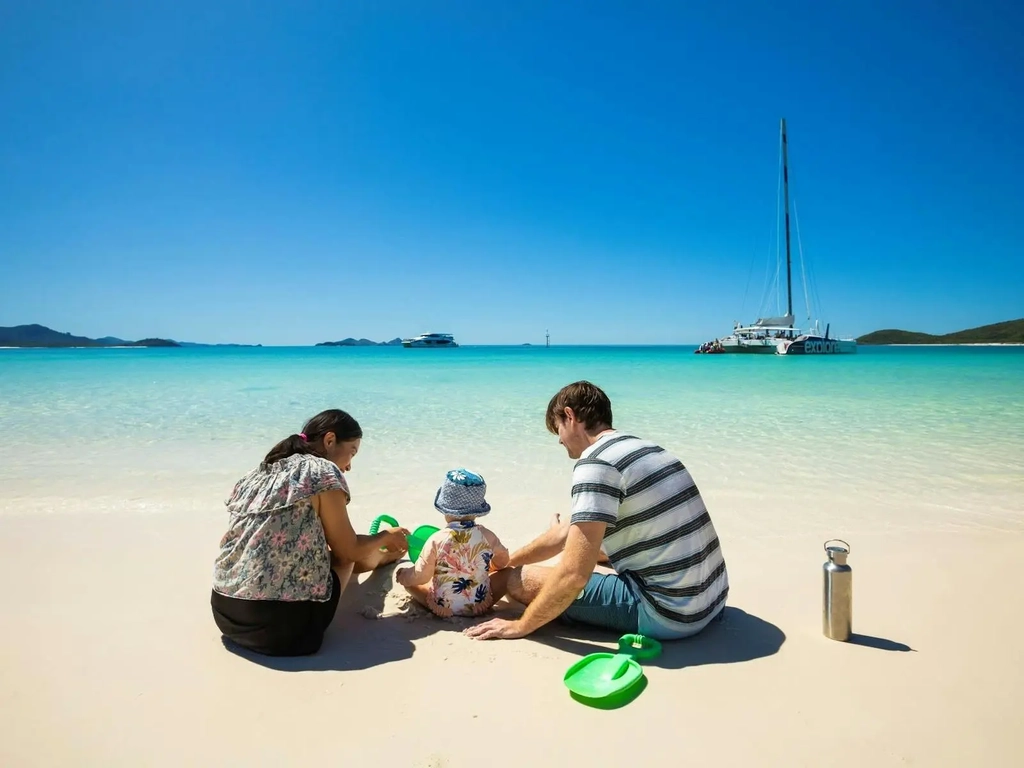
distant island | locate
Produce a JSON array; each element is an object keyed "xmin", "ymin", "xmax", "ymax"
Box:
[
  {"xmin": 0, "ymin": 324, "xmax": 181, "ymax": 348},
  {"xmin": 316, "ymin": 338, "xmax": 403, "ymax": 347},
  {"xmin": 0, "ymin": 324, "xmax": 261, "ymax": 348},
  {"xmin": 857, "ymin": 318, "xmax": 1024, "ymax": 345},
  {"xmin": 129, "ymin": 338, "xmax": 181, "ymax": 348}
]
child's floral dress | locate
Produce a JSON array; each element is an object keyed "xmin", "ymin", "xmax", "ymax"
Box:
[{"xmin": 414, "ymin": 520, "xmax": 504, "ymax": 616}]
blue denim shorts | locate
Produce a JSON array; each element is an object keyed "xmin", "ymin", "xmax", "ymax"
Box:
[{"xmin": 558, "ymin": 572, "xmax": 640, "ymax": 633}]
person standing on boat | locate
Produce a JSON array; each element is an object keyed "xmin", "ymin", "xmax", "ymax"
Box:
[
  {"xmin": 211, "ymin": 409, "xmax": 409, "ymax": 656},
  {"xmin": 465, "ymin": 381, "xmax": 728, "ymax": 642}
]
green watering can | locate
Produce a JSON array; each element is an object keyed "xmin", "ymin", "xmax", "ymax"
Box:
[{"xmin": 368, "ymin": 515, "xmax": 439, "ymax": 562}]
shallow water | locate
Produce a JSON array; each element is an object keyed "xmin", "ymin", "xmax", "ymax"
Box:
[{"xmin": 1, "ymin": 345, "xmax": 1022, "ymax": 534}]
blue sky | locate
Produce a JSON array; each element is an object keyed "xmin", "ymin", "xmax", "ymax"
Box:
[{"xmin": 1, "ymin": 1, "xmax": 1022, "ymax": 345}]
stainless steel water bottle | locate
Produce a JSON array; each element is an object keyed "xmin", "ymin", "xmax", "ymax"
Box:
[{"xmin": 823, "ymin": 539, "xmax": 852, "ymax": 641}]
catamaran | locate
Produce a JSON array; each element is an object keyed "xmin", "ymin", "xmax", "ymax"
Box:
[{"xmin": 706, "ymin": 119, "xmax": 856, "ymax": 356}]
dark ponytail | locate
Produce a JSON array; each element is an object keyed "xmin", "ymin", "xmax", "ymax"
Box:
[{"xmin": 262, "ymin": 408, "xmax": 363, "ymax": 466}]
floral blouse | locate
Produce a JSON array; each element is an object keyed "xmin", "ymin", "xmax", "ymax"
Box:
[{"xmin": 213, "ymin": 453, "xmax": 348, "ymax": 602}]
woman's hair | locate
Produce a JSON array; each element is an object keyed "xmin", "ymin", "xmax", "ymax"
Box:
[{"xmin": 262, "ymin": 409, "xmax": 363, "ymax": 465}]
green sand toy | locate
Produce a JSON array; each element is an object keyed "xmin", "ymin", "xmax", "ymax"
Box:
[
  {"xmin": 368, "ymin": 514, "xmax": 399, "ymax": 535},
  {"xmin": 563, "ymin": 634, "xmax": 662, "ymax": 708},
  {"xmin": 406, "ymin": 524, "xmax": 440, "ymax": 562},
  {"xmin": 368, "ymin": 516, "xmax": 439, "ymax": 561},
  {"xmin": 369, "ymin": 514, "xmax": 400, "ymax": 552}
]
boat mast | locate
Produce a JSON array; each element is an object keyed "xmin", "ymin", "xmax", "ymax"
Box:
[{"xmin": 781, "ymin": 118, "xmax": 793, "ymax": 319}]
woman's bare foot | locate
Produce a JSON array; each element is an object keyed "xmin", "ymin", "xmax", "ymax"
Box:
[
  {"xmin": 353, "ymin": 527, "xmax": 409, "ymax": 573},
  {"xmin": 377, "ymin": 525, "xmax": 410, "ymax": 560},
  {"xmin": 377, "ymin": 547, "xmax": 405, "ymax": 566}
]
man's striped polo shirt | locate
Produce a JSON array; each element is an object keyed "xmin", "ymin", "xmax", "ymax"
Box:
[{"xmin": 569, "ymin": 430, "xmax": 729, "ymax": 639}]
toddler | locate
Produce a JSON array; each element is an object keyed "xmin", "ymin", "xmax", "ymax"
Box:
[{"xmin": 396, "ymin": 469, "xmax": 509, "ymax": 618}]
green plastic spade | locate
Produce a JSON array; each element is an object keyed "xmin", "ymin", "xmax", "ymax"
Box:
[
  {"xmin": 563, "ymin": 634, "xmax": 662, "ymax": 708},
  {"xmin": 406, "ymin": 524, "xmax": 440, "ymax": 562}
]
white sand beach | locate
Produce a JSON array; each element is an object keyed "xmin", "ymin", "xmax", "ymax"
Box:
[{"xmin": 2, "ymin": 483, "xmax": 1022, "ymax": 767}]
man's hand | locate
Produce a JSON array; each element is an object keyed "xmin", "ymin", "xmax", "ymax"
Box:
[{"xmin": 463, "ymin": 617, "xmax": 528, "ymax": 641}]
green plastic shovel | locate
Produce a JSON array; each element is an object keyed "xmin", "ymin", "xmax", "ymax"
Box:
[{"xmin": 563, "ymin": 633, "xmax": 662, "ymax": 708}]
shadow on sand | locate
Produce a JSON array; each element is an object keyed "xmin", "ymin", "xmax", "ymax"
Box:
[
  {"xmin": 221, "ymin": 571, "xmax": 794, "ymax": 674},
  {"xmin": 220, "ymin": 566, "xmax": 451, "ymax": 672},
  {"xmin": 848, "ymin": 633, "xmax": 916, "ymax": 652},
  {"xmin": 528, "ymin": 606, "xmax": 787, "ymax": 670}
]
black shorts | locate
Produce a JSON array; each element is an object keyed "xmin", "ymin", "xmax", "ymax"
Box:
[{"xmin": 211, "ymin": 570, "xmax": 342, "ymax": 656}]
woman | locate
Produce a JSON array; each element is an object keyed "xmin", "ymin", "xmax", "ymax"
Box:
[{"xmin": 211, "ymin": 408, "xmax": 409, "ymax": 656}]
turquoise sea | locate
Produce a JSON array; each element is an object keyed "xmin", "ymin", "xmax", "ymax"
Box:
[{"xmin": 2, "ymin": 345, "xmax": 1022, "ymax": 534}]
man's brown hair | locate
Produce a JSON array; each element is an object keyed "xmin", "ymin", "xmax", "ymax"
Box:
[{"xmin": 545, "ymin": 380, "xmax": 614, "ymax": 434}]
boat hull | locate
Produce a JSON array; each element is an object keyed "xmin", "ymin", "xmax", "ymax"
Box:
[
  {"xmin": 401, "ymin": 333, "xmax": 459, "ymax": 348},
  {"xmin": 718, "ymin": 336, "xmax": 784, "ymax": 354},
  {"xmin": 719, "ymin": 344, "xmax": 778, "ymax": 354},
  {"xmin": 775, "ymin": 337, "xmax": 856, "ymax": 355}
]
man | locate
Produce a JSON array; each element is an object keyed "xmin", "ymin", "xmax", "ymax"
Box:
[{"xmin": 465, "ymin": 380, "xmax": 728, "ymax": 641}]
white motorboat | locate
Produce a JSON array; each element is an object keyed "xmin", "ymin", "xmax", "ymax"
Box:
[{"xmin": 401, "ymin": 333, "xmax": 459, "ymax": 348}]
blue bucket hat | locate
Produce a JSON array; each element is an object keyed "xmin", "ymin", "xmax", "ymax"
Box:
[{"xmin": 434, "ymin": 468, "xmax": 491, "ymax": 519}]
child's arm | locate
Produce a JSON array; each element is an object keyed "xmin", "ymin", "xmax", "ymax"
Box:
[
  {"xmin": 395, "ymin": 536, "xmax": 438, "ymax": 587},
  {"xmin": 479, "ymin": 526, "xmax": 510, "ymax": 571}
]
